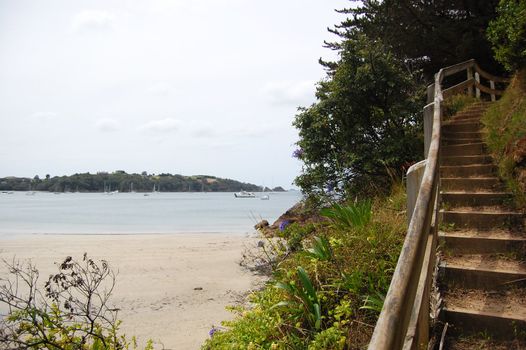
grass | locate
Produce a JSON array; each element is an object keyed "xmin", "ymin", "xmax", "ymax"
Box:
[
  {"xmin": 482, "ymin": 69, "xmax": 526, "ymax": 210},
  {"xmin": 201, "ymin": 185, "xmax": 407, "ymax": 349}
]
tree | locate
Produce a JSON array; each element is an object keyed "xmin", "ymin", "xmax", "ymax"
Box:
[
  {"xmin": 330, "ymin": 0, "xmax": 502, "ymax": 79},
  {"xmin": 487, "ymin": 0, "xmax": 526, "ymax": 71},
  {"xmin": 294, "ymin": 34, "xmax": 425, "ymax": 197}
]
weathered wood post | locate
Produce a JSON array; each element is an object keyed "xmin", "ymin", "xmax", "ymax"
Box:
[
  {"xmin": 467, "ymin": 67, "xmax": 474, "ymax": 96},
  {"xmin": 407, "ymin": 160, "xmax": 427, "ymax": 224},
  {"xmin": 490, "ymin": 80, "xmax": 496, "ymax": 101},
  {"xmin": 475, "ymin": 72, "xmax": 481, "ymax": 98},
  {"xmin": 424, "ymin": 103, "xmax": 434, "ymax": 158}
]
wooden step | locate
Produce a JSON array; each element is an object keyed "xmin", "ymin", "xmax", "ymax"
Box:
[
  {"xmin": 442, "ymin": 155, "xmax": 492, "ymax": 166},
  {"xmin": 443, "ymin": 122, "xmax": 482, "ymax": 133},
  {"xmin": 442, "ymin": 143, "xmax": 487, "ymax": 157},
  {"xmin": 439, "ymin": 255, "xmax": 526, "ymax": 289},
  {"xmin": 441, "ymin": 209, "xmax": 524, "ymax": 230},
  {"xmin": 444, "ymin": 337, "xmax": 526, "ymax": 350},
  {"xmin": 441, "ymin": 288, "xmax": 526, "ymax": 339},
  {"xmin": 439, "ymin": 229, "xmax": 526, "ymax": 254},
  {"xmin": 451, "ymin": 114, "xmax": 481, "ymax": 121},
  {"xmin": 442, "ymin": 137, "xmax": 483, "ymax": 145},
  {"xmin": 441, "ymin": 191, "xmax": 511, "ymax": 207},
  {"xmin": 441, "ymin": 177, "xmax": 502, "ymax": 191},
  {"xmin": 442, "ymin": 131, "xmax": 484, "ymax": 139},
  {"xmin": 441, "ymin": 164, "xmax": 497, "ymax": 177}
]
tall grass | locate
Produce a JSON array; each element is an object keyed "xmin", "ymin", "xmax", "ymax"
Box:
[{"xmin": 482, "ymin": 69, "xmax": 526, "ymax": 208}]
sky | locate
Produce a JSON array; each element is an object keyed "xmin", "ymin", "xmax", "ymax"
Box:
[{"xmin": 0, "ymin": 0, "xmax": 347, "ymax": 189}]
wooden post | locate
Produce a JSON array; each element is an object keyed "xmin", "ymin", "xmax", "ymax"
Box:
[
  {"xmin": 475, "ymin": 72, "xmax": 480, "ymax": 98},
  {"xmin": 490, "ymin": 80, "xmax": 496, "ymax": 101},
  {"xmin": 424, "ymin": 103, "xmax": 434, "ymax": 158},
  {"xmin": 426, "ymin": 83, "xmax": 435, "ymax": 104},
  {"xmin": 467, "ymin": 67, "xmax": 473, "ymax": 96},
  {"xmin": 406, "ymin": 160, "xmax": 427, "ymax": 225}
]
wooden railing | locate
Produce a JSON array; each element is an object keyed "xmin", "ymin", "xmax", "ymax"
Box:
[{"xmin": 367, "ymin": 59, "xmax": 509, "ymax": 350}]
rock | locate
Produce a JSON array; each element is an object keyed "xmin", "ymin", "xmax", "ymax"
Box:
[{"xmin": 254, "ymin": 220, "xmax": 269, "ymax": 230}]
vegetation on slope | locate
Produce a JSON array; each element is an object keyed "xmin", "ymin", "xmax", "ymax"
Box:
[
  {"xmin": 482, "ymin": 69, "xmax": 526, "ymax": 208},
  {"xmin": 202, "ymin": 186, "xmax": 407, "ymax": 349}
]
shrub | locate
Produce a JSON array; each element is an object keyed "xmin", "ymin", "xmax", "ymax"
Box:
[{"xmin": 0, "ymin": 255, "xmax": 153, "ymax": 350}]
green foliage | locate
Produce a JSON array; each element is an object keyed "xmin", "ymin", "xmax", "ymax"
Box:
[
  {"xmin": 307, "ymin": 326, "xmax": 346, "ymax": 350},
  {"xmin": 202, "ymin": 187, "xmax": 407, "ymax": 349},
  {"xmin": 320, "ymin": 200, "xmax": 372, "ymax": 230},
  {"xmin": 360, "ymin": 291, "xmax": 386, "ymax": 314},
  {"xmin": 305, "ymin": 236, "xmax": 332, "ymax": 261},
  {"xmin": 294, "ymin": 34, "xmax": 425, "ymax": 197},
  {"xmin": 487, "ymin": 0, "xmax": 526, "ymax": 71},
  {"xmin": 334, "ymin": 1, "xmax": 502, "ymax": 78},
  {"xmin": 482, "ymin": 70, "xmax": 526, "ymax": 208},
  {"xmin": 275, "ymin": 267, "xmax": 322, "ymax": 330}
]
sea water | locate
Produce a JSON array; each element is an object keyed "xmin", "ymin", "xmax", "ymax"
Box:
[{"xmin": 0, "ymin": 191, "xmax": 302, "ymax": 237}]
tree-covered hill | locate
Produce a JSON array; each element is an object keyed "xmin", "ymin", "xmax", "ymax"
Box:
[{"xmin": 0, "ymin": 171, "xmax": 283, "ymax": 193}]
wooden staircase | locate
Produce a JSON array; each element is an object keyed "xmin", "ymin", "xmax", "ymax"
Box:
[{"xmin": 438, "ymin": 102, "xmax": 526, "ymax": 348}]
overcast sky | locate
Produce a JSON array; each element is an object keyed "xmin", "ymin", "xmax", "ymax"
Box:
[{"xmin": 0, "ymin": 0, "xmax": 346, "ymax": 188}]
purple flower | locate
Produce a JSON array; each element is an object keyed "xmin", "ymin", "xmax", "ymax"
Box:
[
  {"xmin": 292, "ymin": 148, "xmax": 304, "ymax": 159},
  {"xmin": 209, "ymin": 326, "xmax": 219, "ymax": 338},
  {"xmin": 326, "ymin": 183, "xmax": 335, "ymax": 193},
  {"xmin": 279, "ymin": 220, "xmax": 290, "ymax": 231}
]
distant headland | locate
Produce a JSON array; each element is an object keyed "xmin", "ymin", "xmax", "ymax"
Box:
[{"xmin": 0, "ymin": 171, "xmax": 286, "ymax": 193}]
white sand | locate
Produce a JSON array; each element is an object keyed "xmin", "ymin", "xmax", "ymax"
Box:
[{"xmin": 0, "ymin": 234, "xmax": 264, "ymax": 349}]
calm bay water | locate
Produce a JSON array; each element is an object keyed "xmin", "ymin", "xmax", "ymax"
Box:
[{"xmin": 0, "ymin": 191, "xmax": 302, "ymax": 237}]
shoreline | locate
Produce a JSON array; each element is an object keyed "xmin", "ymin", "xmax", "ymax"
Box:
[{"xmin": 0, "ymin": 233, "xmax": 264, "ymax": 349}]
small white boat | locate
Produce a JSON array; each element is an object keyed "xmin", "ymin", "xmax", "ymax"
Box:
[
  {"xmin": 260, "ymin": 195, "xmax": 270, "ymax": 200},
  {"xmin": 234, "ymin": 190, "xmax": 256, "ymax": 198}
]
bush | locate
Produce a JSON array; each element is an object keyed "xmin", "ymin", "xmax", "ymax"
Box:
[{"xmin": 0, "ymin": 255, "xmax": 153, "ymax": 349}]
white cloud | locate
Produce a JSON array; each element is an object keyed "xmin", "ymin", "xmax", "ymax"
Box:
[
  {"xmin": 72, "ymin": 10, "xmax": 115, "ymax": 33},
  {"xmin": 146, "ymin": 82, "xmax": 174, "ymax": 96},
  {"xmin": 95, "ymin": 118, "xmax": 120, "ymax": 132},
  {"xmin": 139, "ymin": 118, "xmax": 180, "ymax": 133},
  {"xmin": 30, "ymin": 112, "xmax": 58, "ymax": 120},
  {"xmin": 261, "ymin": 80, "xmax": 316, "ymax": 106},
  {"xmin": 189, "ymin": 121, "xmax": 217, "ymax": 138}
]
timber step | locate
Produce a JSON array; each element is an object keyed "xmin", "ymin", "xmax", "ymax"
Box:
[
  {"xmin": 438, "ymin": 230, "xmax": 526, "ymax": 254},
  {"xmin": 442, "ymin": 142, "xmax": 487, "ymax": 156},
  {"xmin": 451, "ymin": 114, "xmax": 482, "ymax": 121},
  {"xmin": 440, "ymin": 164, "xmax": 497, "ymax": 177},
  {"xmin": 442, "ymin": 137, "xmax": 483, "ymax": 145},
  {"xmin": 441, "ymin": 155, "xmax": 492, "ymax": 166},
  {"xmin": 442, "ymin": 131, "xmax": 484, "ymax": 139},
  {"xmin": 441, "ymin": 209, "xmax": 524, "ymax": 230},
  {"xmin": 441, "ymin": 177, "xmax": 503, "ymax": 191},
  {"xmin": 443, "ymin": 122, "xmax": 482, "ymax": 133},
  {"xmin": 439, "ymin": 255, "xmax": 526, "ymax": 289},
  {"xmin": 444, "ymin": 337, "xmax": 526, "ymax": 350},
  {"xmin": 441, "ymin": 191, "xmax": 511, "ymax": 207},
  {"xmin": 441, "ymin": 288, "xmax": 526, "ymax": 340},
  {"xmin": 439, "ymin": 229, "xmax": 526, "ymax": 254}
]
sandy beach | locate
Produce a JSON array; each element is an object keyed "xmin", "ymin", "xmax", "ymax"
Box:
[{"xmin": 0, "ymin": 233, "xmax": 264, "ymax": 349}]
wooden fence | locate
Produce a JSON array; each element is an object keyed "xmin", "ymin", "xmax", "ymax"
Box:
[{"xmin": 367, "ymin": 59, "xmax": 509, "ymax": 350}]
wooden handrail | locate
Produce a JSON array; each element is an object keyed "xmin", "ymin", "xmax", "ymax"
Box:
[{"xmin": 367, "ymin": 59, "xmax": 508, "ymax": 350}]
